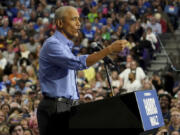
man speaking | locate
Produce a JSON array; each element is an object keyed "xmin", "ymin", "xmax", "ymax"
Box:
[{"xmin": 37, "ymin": 6, "xmax": 128, "ymax": 135}]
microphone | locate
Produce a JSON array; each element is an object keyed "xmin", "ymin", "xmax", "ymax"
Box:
[
  {"xmin": 90, "ymin": 42, "xmax": 103, "ymax": 50},
  {"xmin": 90, "ymin": 42, "xmax": 115, "ymax": 65}
]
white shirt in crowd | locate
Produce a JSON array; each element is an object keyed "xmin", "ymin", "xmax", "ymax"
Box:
[
  {"xmin": 119, "ymin": 67, "xmax": 146, "ymax": 93},
  {"xmin": 21, "ymin": 51, "xmax": 30, "ymax": 59},
  {"xmin": 147, "ymin": 22, "xmax": 162, "ymax": 34},
  {"xmin": 111, "ymin": 80, "xmax": 121, "ymax": 88},
  {"xmin": 146, "ymin": 32, "xmax": 158, "ymax": 50},
  {"xmin": 26, "ymin": 42, "xmax": 40, "ymax": 53},
  {"xmin": 3, "ymin": 51, "xmax": 15, "ymax": 65},
  {"xmin": 0, "ymin": 57, "xmax": 7, "ymax": 70},
  {"xmin": 123, "ymin": 79, "xmax": 142, "ymax": 93}
]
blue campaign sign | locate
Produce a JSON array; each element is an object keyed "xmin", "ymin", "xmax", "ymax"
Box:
[{"xmin": 135, "ymin": 90, "xmax": 164, "ymax": 131}]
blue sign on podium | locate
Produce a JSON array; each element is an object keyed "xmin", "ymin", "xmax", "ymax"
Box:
[{"xmin": 135, "ymin": 90, "xmax": 165, "ymax": 131}]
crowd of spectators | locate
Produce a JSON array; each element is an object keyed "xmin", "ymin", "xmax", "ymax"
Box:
[{"xmin": 0, "ymin": 0, "xmax": 179, "ymax": 134}]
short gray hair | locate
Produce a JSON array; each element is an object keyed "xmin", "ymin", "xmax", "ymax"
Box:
[{"xmin": 55, "ymin": 6, "xmax": 76, "ymax": 21}]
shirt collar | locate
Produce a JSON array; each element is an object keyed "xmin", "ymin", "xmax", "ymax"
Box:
[{"xmin": 54, "ymin": 30, "xmax": 74, "ymax": 49}]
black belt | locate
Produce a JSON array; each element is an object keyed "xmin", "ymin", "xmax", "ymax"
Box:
[{"xmin": 43, "ymin": 95, "xmax": 79, "ymax": 106}]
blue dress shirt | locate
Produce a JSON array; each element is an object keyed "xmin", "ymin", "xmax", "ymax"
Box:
[{"xmin": 39, "ymin": 30, "xmax": 89, "ymax": 100}]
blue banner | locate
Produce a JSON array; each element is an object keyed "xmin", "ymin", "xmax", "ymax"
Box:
[{"xmin": 135, "ymin": 90, "xmax": 164, "ymax": 131}]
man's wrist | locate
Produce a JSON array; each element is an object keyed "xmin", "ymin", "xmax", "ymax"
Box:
[{"xmin": 107, "ymin": 46, "xmax": 113, "ymax": 54}]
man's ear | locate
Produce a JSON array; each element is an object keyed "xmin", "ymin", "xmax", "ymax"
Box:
[{"xmin": 56, "ymin": 19, "xmax": 63, "ymax": 28}]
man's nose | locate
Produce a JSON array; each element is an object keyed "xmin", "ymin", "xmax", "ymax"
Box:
[{"xmin": 77, "ymin": 20, "xmax": 81, "ymax": 27}]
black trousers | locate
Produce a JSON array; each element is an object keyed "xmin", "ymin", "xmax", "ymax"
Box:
[{"xmin": 37, "ymin": 98, "xmax": 73, "ymax": 135}]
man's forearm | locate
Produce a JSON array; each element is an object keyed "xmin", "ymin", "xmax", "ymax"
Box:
[
  {"xmin": 86, "ymin": 40, "xmax": 127, "ymax": 67},
  {"xmin": 86, "ymin": 47, "xmax": 112, "ymax": 67}
]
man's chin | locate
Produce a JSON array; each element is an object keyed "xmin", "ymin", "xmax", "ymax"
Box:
[
  {"xmin": 70, "ymin": 33, "xmax": 79, "ymax": 38},
  {"xmin": 66, "ymin": 33, "xmax": 78, "ymax": 40},
  {"xmin": 74, "ymin": 33, "xmax": 79, "ymax": 37}
]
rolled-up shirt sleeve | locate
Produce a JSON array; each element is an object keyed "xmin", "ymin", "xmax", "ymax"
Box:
[{"xmin": 45, "ymin": 41, "xmax": 89, "ymax": 70}]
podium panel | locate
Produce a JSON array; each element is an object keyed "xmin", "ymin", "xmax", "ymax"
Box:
[
  {"xmin": 135, "ymin": 90, "xmax": 164, "ymax": 131},
  {"xmin": 69, "ymin": 90, "xmax": 164, "ymax": 134},
  {"xmin": 70, "ymin": 94, "xmax": 141, "ymax": 128}
]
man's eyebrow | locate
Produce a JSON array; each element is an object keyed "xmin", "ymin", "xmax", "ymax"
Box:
[{"xmin": 72, "ymin": 16, "xmax": 79, "ymax": 19}]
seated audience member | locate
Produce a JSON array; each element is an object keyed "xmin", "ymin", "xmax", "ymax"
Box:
[
  {"xmin": 146, "ymin": 27, "xmax": 157, "ymax": 51},
  {"xmin": 171, "ymin": 130, "xmax": 180, "ymax": 135},
  {"xmin": 0, "ymin": 103, "xmax": 11, "ymax": 119},
  {"xmin": 150, "ymin": 72, "xmax": 164, "ymax": 92},
  {"xmin": 142, "ymin": 77, "xmax": 154, "ymax": 90},
  {"xmin": 168, "ymin": 108, "xmax": 180, "ymax": 134},
  {"xmin": 0, "ymin": 124, "xmax": 9, "ymax": 135},
  {"xmin": 122, "ymin": 71, "xmax": 142, "ymax": 93},
  {"xmin": 159, "ymin": 93, "xmax": 172, "ymax": 125},
  {"xmin": 119, "ymin": 60, "xmax": 146, "ymax": 92},
  {"xmin": 0, "ymin": 109, "xmax": 6, "ymax": 124},
  {"xmin": 147, "ymin": 16, "xmax": 162, "ymax": 34},
  {"xmin": 111, "ymin": 70, "xmax": 121, "ymax": 89},
  {"xmin": 9, "ymin": 124, "xmax": 24, "ymax": 135},
  {"xmin": 126, "ymin": 54, "xmax": 133, "ymax": 68},
  {"xmin": 9, "ymin": 65, "xmax": 22, "ymax": 86},
  {"xmin": 170, "ymin": 97, "xmax": 178, "ymax": 108},
  {"xmin": 0, "ymin": 51, "xmax": 7, "ymax": 70},
  {"xmin": 24, "ymin": 129, "xmax": 33, "ymax": 135},
  {"xmin": 173, "ymin": 82, "xmax": 180, "ymax": 96},
  {"xmin": 156, "ymin": 126, "xmax": 169, "ymax": 135},
  {"xmin": 176, "ymin": 100, "xmax": 180, "ymax": 111}
]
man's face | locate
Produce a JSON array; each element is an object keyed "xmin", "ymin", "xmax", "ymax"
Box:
[
  {"xmin": 0, "ymin": 111, "xmax": 5, "ymax": 123},
  {"xmin": 126, "ymin": 55, "xmax": 132, "ymax": 62},
  {"xmin": 130, "ymin": 61, "xmax": 137, "ymax": 70},
  {"xmin": 15, "ymin": 94, "xmax": 22, "ymax": 102},
  {"xmin": 58, "ymin": 8, "xmax": 81, "ymax": 39},
  {"xmin": 171, "ymin": 131, "xmax": 180, "ymax": 135},
  {"xmin": 171, "ymin": 111, "xmax": 180, "ymax": 125},
  {"xmin": 159, "ymin": 96, "xmax": 169, "ymax": 108},
  {"xmin": 13, "ymin": 125, "xmax": 24, "ymax": 135}
]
